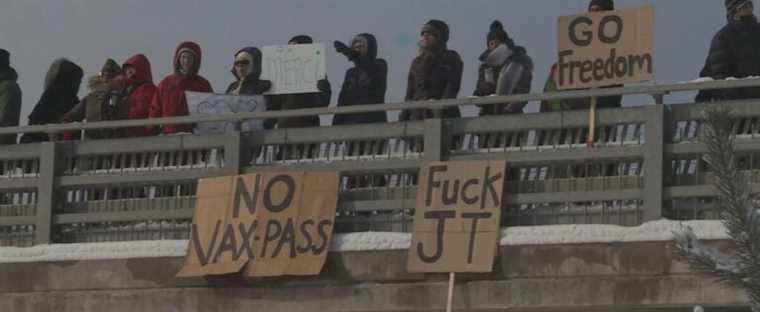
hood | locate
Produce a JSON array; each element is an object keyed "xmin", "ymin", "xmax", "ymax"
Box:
[
  {"xmin": 173, "ymin": 41, "xmax": 203, "ymax": 75},
  {"xmin": 43, "ymin": 58, "xmax": 84, "ymax": 92},
  {"xmin": 353, "ymin": 33, "xmax": 378, "ymax": 60},
  {"xmin": 0, "ymin": 67, "xmax": 17, "ymax": 82},
  {"xmin": 123, "ymin": 54, "xmax": 153, "ymax": 83},
  {"xmin": 231, "ymin": 47, "xmax": 262, "ymax": 80}
]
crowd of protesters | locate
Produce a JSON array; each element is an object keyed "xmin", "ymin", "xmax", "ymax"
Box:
[{"xmin": 0, "ymin": 0, "xmax": 758, "ymax": 146}]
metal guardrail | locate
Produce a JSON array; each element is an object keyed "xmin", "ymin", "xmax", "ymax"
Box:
[{"xmin": 1, "ymin": 79, "xmax": 760, "ymax": 247}]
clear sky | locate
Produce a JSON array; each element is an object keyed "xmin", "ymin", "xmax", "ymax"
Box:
[{"xmin": 0, "ymin": 0, "xmax": 730, "ymax": 123}]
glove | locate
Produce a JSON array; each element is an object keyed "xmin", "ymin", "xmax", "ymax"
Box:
[
  {"xmin": 334, "ymin": 41, "xmax": 351, "ymax": 55},
  {"xmin": 317, "ymin": 79, "xmax": 331, "ymax": 93},
  {"xmin": 334, "ymin": 41, "xmax": 360, "ymax": 61},
  {"xmin": 474, "ymin": 81, "xmax": 496, "ymax": 97}
]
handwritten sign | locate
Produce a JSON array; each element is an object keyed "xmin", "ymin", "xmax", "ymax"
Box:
[
  {"xmin": 556, "ymin": 4, "xmax": 654, "ymax": 90},
  {"xmin": 407, "ymin": 161, "xmax": 505, "ymax": 273},
  {"xmin": 260, "ymin": 43, "xmax": 327, "ymax": 95},
  {"xmin": 177, "ymin": 171, "xmax": 339, "ymax": 278},
  {"xmin": 186, "ymin": 92, "xmax": 266, "ymax": 135}
]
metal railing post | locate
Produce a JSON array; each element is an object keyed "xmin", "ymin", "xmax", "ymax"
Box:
[
  {"xmin": 424, "ymin": 118, "xmax": 446, "ymax": 162},
  {"xmin": 223, "ymin": 131, "xmax": 243, "ymax": 175},
  {"xmin": 35, "ymin": 141, "xmax": 61, "ymax": 245},
  {"xmin": 643, "ymin": 104, "xmax": 666, "ymax": 221}
]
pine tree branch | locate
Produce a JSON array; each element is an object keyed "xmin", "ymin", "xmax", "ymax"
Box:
[{"xmin": 673, "ymin": 105, "xmax": 760, "ymax": 310}]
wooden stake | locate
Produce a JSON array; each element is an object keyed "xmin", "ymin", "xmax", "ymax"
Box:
[
  {"xmin": 446, "ymin": 272, "xmax": 455, "ymax": 312},
  {"xmin": 587, "ymin": 96, "xmax": 598, "ymax": 147}
]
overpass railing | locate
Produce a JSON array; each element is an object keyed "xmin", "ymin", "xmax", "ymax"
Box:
[{"xmin": 1, "ymin": 79, "xmax": 760, "ymax": 246}]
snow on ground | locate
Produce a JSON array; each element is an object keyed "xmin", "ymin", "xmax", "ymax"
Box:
[{"xmin": 0, "ymin": 220, "xmax": 729, "ymax": 264}]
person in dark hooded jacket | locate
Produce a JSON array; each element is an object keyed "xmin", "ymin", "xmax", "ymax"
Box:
[
  {"xmin": 474, "ymin": 21, "xmax": 533, "ymax": 115},
  {"xmin": 696, "ymin": 0, "xmax": 760, "ymax": 102},
  {"xmin": 0, "ymin": 49, "xmax": 21, "ymax": 145},
  {"xmin": 224, "ymin": 47, "xmax": 272, "ymax": 133},
  {"xmin": 332, "ymin": 33, "xmax": 388, "ymax": 126},
  {"xmin": 226, "ymin": 47, "xmax": 272, "ymax": 97},
  {"xmin": 540, "ymin": 0, "xmax": 622, "ymax": 112},
  {"xmin": 400, "ymin": 19, "xmax": 464, "ymax": 121},
  {"xmin": 333, "ymin": 34, "xmax": 389, "ymax": 185},
  {"xmin": 20, "ymin": 58, "xmax": 83, "ymax": 143},
  {"xmin": 266, "ymin": 35, "xmax": 332, "ymax": 129},
  {"xmin": 149, "ymin": 41, "xmax": 213, "ymax": 134}
]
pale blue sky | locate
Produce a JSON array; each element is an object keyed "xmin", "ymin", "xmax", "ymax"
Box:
[{"xmin": 0, "ymin": 0, "xmax": 730, "ymax": 122}]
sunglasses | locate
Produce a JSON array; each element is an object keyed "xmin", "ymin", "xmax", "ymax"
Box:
[{"xmin": 234, "ymin": 60, "xmax": 251, "ymax": 67}]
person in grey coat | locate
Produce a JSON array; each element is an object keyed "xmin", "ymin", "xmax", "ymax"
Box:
[{"xmin": 474, "ymin": 21, "xmax": 533, "ymax": 115}]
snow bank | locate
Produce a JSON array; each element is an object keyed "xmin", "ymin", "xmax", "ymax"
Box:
[
  {"xmin": 683, "ymin": 76, "xmax": 760, "ymax": 84},
  {"xmin": 0, "ymin": 220, "xmax": 729, "ymax": 264}
]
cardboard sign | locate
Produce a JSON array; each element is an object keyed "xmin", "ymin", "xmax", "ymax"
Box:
[
  {"xmin": 177, "ymin": 171, "xmax": 339, "ymax": 278},
  {"xmin": 260, "ymin": 43, "xmax": 327, "ymax": 95},
  {"xmin": 186, "ymin": 92, "xmax": 267, "ymax": 135},
  {"xmin": 407, "ymin": 161, "xmax": 505, "ymax": 273},
  {"xmin": 555, "ymin": 4, "xmax": 654, "ymax": 90}
]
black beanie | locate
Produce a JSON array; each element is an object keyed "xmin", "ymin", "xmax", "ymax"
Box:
[
  {"xmin": 0, "ymin": 49, "xmax": 8, "ymax": 69},
  {"xmin": 726, "ymin": 0, "xmax": 752, "ymax": 15},
  {"xmin": 421, "ymin": 19, "xmax": 450, "ymax": 43},
  {"xmin": 588, "ymin": 0, "xmax": 615, "ymax": 11},
  {"xmin": 487, "ymin": 20, "xmax": 509, "ymax": 44},
  {"xmin": 289, "ymin": 35, "xmax": 313, "ymax": 44}
]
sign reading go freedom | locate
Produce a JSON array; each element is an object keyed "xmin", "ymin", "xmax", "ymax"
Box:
[
  {"xmin": 408, "ymin": 161, "xmax": 505, "ymax": 273},
  {"xmin": 556, "ymin": 4, "xmax": 654, "ymax": 90},
  {"xmin": 177, "ymin": 171, "xmax": 339, "ymax": 278}
]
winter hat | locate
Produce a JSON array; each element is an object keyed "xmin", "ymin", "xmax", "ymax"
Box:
[
  {"xmin": 289, "ymin": 35, "xmax": 314, "ymax": 44},
  {"xmin": 0, "ymin": 49, "xmax": 8, "ymax": 69},
  {"xmin": 726, "ymin": 0, "xmax": 753, "ymax": 15},
  {"xmin": 100, "ymin": 58, "xmax": 122, "ymax": 77},
  {"xmin": 421, "ymin": 19, "xmax": 450, "ymax": 43},
  {"xmin": 588, "ymin": 0, "xmax": 615, "ymax": 11},
  {"xmin": 487, "ymin": 20, "xmax": 510, "ymax": 44}
]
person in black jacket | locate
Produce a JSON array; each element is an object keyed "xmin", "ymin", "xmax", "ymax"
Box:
[
  {"xmin": 332, "ymin": 33, "xmax": 387, "ymax": 126},
  {"xmin": 20, "ymin": 59, "xmax": 83, "ymax": 143},
  {"xmin": 333, "ymin": 33, "xmax": 389, "ymax": 187},
  {"xmin": 400, "ymin": 19, "xmax": 463, "ymax": 121},
  {"xmin": 696, "ymin": 0, "xmax": 760, "ymax": 102}
]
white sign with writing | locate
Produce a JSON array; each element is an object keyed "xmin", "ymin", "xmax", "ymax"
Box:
[
  {"xmin": 186, "ymin": 91, "xmax": 266, "ymax": 135},
  {"xmin": 260, "ymin": 43, "xmax": 327, "ymax": 95}
]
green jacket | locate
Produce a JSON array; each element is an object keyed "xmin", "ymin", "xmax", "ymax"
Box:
[{"xmin": 0, "ymin": 67, "xmax": 22, "ymax": 145}]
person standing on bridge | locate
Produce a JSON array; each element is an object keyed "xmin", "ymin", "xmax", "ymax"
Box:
[
  {"xmin": 474, "ymin": 20, "xmax": 533, "ymax": 116},
  {"xmin": 122, "ymin": 54, "xmax": 157, "ymax": 138},
  {"xmin": 20, "ymin": 58, "xmax": 83, "ymax": 143},
  {"xmin": 225, "ymin": 47, "xmax": 272, "ymax": 133},
  {"xmin": 61, "ymin": 59, "xmax": 128, "ymax": 140},
  {"xmin": 400, "ymin": 19, "xmax": 464, "ymax": 121},
  {"xmin": 265, "ymin": 35, "xmax": 332, "ymax": 160},
  {"xmin": 333, "ymin": 33, "xmax": 389, "ymax": 187},
  {"xmin": 226, "ymin": 47, "xmax": 272, "ymax": 98},
  {"xmin": 332, "ymin": 33, "xmax": 388, "ymax": 126},
  {"xmin": 540, "ymin": 0, "xmax": 622, "ymax": 113},
  {"xmin": 265, "ymin": 35, "xmax": 332, "ymax": 130},
  {"xmin": 0, "ymin": 49, "xmax": 21, "ymax": 145},
  {"xmin": 149, "ymin": 41, "xmax": 213, "ymax": 135},
  {"xmin": 696, "ymin": 0, "xmax": 760, "ymax": 102}
]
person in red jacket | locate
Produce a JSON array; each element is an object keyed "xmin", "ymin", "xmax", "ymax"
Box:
[
  {"xmin": 149, "ymin": 41, "xmax": 213, "ymax": 134},
  {"xmin": 123, "ymin": 54, "xmax": 157, "ymax": 137}
]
